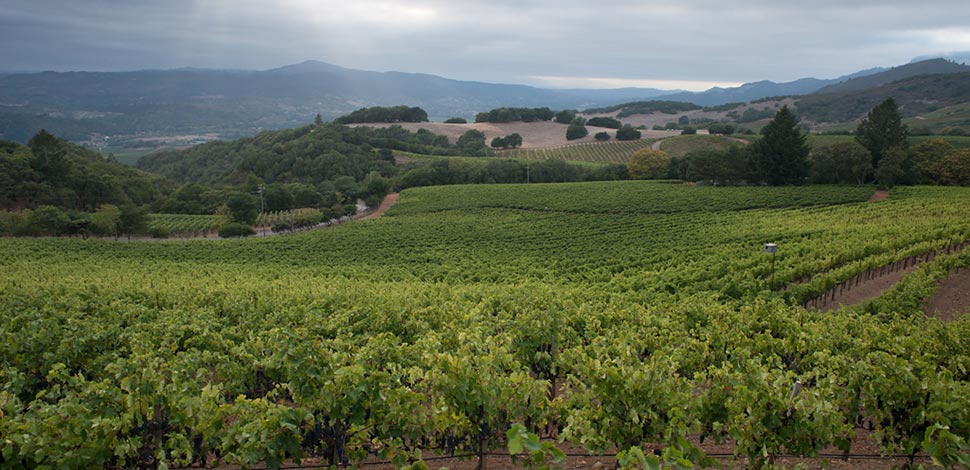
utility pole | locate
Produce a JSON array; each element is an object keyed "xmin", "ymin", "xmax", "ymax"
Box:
[{"xmin": 257, "ymin": 184, "xmax": 265, "ymax": 236}]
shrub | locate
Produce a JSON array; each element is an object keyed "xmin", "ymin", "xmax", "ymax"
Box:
[
  {"xmin": 615, "ymin": 126, "xmax": 642, "ymax": 141},
  {"xmin": 444, "ymin": 117, "xmax": 467, "ymax": 124},
  {"xmin": 554, "ymin": 110, "xmax": 577, "ymax": 124},
  {"xmin": 218, "ymin": 222, "xmax": 255, "ymax": 238},
  {"xmin": 566, "ymin": 118, "xmax": 588, "ymax": 141},
  {"xmin": 149, "ymin": 226, "xmax": 170, "ymax": 239},
  {"xmin": 594, "ymin": 132, "xmax": 611, "ymax": 141}
]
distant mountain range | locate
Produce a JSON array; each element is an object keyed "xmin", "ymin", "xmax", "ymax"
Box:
[{"xmin": 1, "ymin": 57, "xmax": 968, "ymax": 143}]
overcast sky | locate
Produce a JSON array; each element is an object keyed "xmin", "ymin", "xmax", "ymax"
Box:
[{"xmin": 2, "ymin": 0, "xmax": 969, "ymax": 91}]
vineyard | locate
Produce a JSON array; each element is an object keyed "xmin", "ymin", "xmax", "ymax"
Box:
[
  {"xmin": 256, "ymin": 208, "xmax": 327, "ymax": 232},
  {"xmin": 500, "ymin": 140, "xmax": 657, "ymax": 163},
  {"xmin": 2, "ymin": 182, "xmax": 969, "ymax": 469},
  {"xmin": 148, "ymin": 213, "xmax": 224, "ymax": 237}
]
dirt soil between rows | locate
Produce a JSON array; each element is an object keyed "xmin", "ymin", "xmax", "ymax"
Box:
[
  {"xmin": 924, "ymin": 267, "xmax": 970, "ymax": 321},
  {"xmin": 817, "ymin": 267, "xmax": 915, "ymax": 312},
  {"xmin": 208, "ymin": 429, "xmax": 924, "ymax": 470}
]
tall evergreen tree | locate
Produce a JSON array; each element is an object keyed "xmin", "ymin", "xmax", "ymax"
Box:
[
  {"xmin": 855, "ymin": 97, "xmax": 908, "ymax": 169},
  {"xmin": 750, "ymin": 106, "xmax": 809, "ymax": 185}
]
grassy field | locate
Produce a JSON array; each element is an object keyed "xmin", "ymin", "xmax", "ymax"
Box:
[
  {"xmin": 904, "ymin": 103, "xmax": 970, "ymax": 133},
  {"xmin": 2, "ymin": 182, "xmax": 969, "ymax": 469},
  {"xmin": 657, "ymin": 134, "xmax": 749, "ymax": 157}
]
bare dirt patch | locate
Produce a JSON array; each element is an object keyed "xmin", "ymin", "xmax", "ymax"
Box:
[
  {"xmin": 869, "ymin": 190, "xmax": 889, "ymax": 201},
  {"xmin": 923, "ymin": 267, "xmax": 970, "ymax": 321},
  {"xmin": 356, "ymin": 192, "xmax": 399, "ymax": 220}
]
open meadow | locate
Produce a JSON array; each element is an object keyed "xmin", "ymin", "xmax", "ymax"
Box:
[{"xmin": 1, "ymin": 182, "xmax": 969, "ymax": 469}]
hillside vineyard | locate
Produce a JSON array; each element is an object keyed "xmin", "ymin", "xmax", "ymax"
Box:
[{"xmin": 1, "ymin": 182, "xmax": 968, "ymax": 469}]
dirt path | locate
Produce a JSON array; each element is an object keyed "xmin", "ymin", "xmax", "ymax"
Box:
[
  {"xmin": 650, "ymin": 139, "xmax": 664, "ymax": 150},
  {"xmin": 356, "ymin": 192, "xmax": 399, "ymax": 220},
  {"xmin": 869, "ymin": 190, "xmax": 889, "ymax": 201},
  {"xmin": 923, "ymin": 267, "xmax": 970, "ymax": 321}
]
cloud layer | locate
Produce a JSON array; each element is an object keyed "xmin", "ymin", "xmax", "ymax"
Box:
[{"xmin": 2, "ymin": 0, "xmax": 969, "ymax": 88}]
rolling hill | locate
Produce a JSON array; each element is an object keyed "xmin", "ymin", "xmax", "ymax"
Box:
[
  {"xmin": 813, "ymin": 58, "xmax": 970, "ymax": 94},
  {"xmin": 795, "ymin": 71, "xmax": 970, "ymax": 124},
  {"xmin": 0, "ymin": 61, "xmax": 674, "ymax": 143}
]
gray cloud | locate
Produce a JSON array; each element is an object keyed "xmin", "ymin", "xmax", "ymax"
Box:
[{"xmin": 2, "ymin": 0, "xmax": 969, "ymax": 87}]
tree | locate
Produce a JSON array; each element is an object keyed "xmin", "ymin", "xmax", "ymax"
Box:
[
  {"xmin": 627, "ymin": 149, "xmax": 671, "ymax": 179},
  {"xmin": 750, "ymin": 106, "xmax": 809, "ymax": 185},
  {"xmin": 678, "ymin": 115, "xmax": 690, "ymax": 126},
  {"xmin": 25, "ymin": 205, "xmax": 70, "ymax": 236},
  {"xmin": 118, "ymin": 204, "xmax": 149, "ymax": 240},
  {"xmin": 554, "ymin": 110, "xmax": 577, "ymax": 124},
  {"xmin": 27, "ymin": 129, "xmax": 69, "ymax": 180},
  {"xmin": 910, "ymin": 138, "xmax": 955, "ymax": 184},
  {"xmin": 927, "ymin": 149, "xmax": 970, "ymax": 186},
  {"xmin": 490, "ymin": 134, "xmax": 521, "ymax": 150},
  {"xmin": 594, "ymin": 132, "xmax": 610, "ymax": 141},
  {"xmin": 505, "ymin": 133, "xmax": 523, "ymax": 149},
  {"xmin": 809, "ymin": 142, "xmax": 871, "ymax": 185},
  {"xmin": 226, "ymin": 192, "xmax": 259, "ymax": 225},
  {"xmin": 708, "ymin": 122, "xmax": 736, "ymax": 135},
  {"xmin": 680, "ymin": 127, "xmax": 697, "ymax": 135},
  {"xmin": 457, "ymin": 130, "xmax": 491, "ymax": 156},
  {"xmin": 874, "ymin": 147, "xmax": 907, "ymax": 187},
  {"xmin": 856, "ymin": 98, "xmax": 908, "ymax": 170},
  {"xmin": 615, "ymin": 126, "xmax": 641, "ymax": 141},
  {"xmin": 566, "ymin": 118, "xmax": 588, "ymax": 141},
  {"xmin": 314, "ymin": 114, "xmax": 323, "ymax": 125},
  {"xmin": 587, "ymin": 117, "xmax": 622, "ymax": 129},
  {"xmin": 444, "ymin": 117, "xmax": 467, "ymax": 124},
  {"xmin": 90, "ymin": 204, "xmax": 121, "ymax": 237}
]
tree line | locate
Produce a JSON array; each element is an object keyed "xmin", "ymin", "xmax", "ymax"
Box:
[
  {"xmin": 474, "ymin": 107, "xmax": 555, "ymax": 123},
  {"xmin": 627, "ymin": 99, "xmax": 970, "ymax": 186},
  {"xmin": 333, "ymin": 106, "xmax": 429, "ymax": 124}
]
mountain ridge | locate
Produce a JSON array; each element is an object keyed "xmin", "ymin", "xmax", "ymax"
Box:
[{"xmin": 1, "ymin": 57, "xmax": 966, "ymax": 143}]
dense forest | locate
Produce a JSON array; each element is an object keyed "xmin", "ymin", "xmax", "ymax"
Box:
[{"xmin": 0, "ymin": 130, "xmax": 171, "ymax": 211}]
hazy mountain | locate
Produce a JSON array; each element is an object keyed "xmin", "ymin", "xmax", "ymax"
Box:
[
  {"xmin": 813, "ymin": 58, "xmax": 970, "ymax": 94},
  {"xmin": 910, "ymin": 52, "xmax": 970, "ymax": 65},
  {"xmin": 0, "ymin": 60, "xmax": 673, "ymax": 142},
  {"xmin": 659, "ymin": 77, "xmax": 837, "ymax": 106},
  {"xmin": 1, "ymin": 58, "xmax": 966, "ymax": 144},
  {"xmin": 796, "ymin": 71, "xmax": 970, "ymax": 123},
  {"xmin": 654, "ymin": 67, "xmax": 898, "ymax": 107}
]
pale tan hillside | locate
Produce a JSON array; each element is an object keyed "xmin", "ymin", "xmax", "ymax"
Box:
[
  {"xmin": 349, "ymin": 121, "xmax": 679, "ymax": 149},
  {"xmin": 580, "ymin": 97, "xmax": 797, "ymax": 129}
]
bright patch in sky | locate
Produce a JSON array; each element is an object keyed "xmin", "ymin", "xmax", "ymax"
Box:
[{"xmin": 529, "ymin": 76, "xmax": 745, "ymax": 92}]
